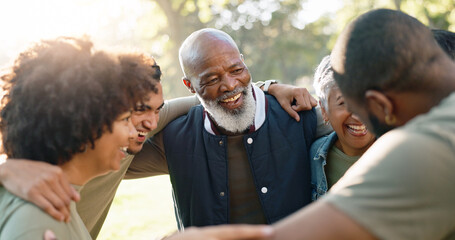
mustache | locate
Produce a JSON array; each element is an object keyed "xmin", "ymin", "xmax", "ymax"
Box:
[{"xmin": 215, "ymin": 86, "xmax": 248, "ymax": 102}]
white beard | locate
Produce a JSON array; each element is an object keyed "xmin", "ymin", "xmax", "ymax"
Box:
[{"xmin": 198, "ymin": 84, "xmax": 256, "ymax": 134}]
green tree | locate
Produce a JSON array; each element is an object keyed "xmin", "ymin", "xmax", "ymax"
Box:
[
  {"xmin": 143, "ymin": 0, "xmax": 455, "ymax": 98},
  {"xmin": 148, "ymin": 0, "xmax": 333, "ymax": 97}
]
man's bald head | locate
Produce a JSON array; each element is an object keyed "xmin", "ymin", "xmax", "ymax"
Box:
[
  {"xmin": 331, "ymin": 9, "xmax": 448, "ymax": 104},
  {"xmin": 179, "ymin": 28, "xmax": 240, "ymax": 84}
]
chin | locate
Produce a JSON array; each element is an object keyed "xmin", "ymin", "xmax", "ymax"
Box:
[{"xmin": 127, "ymin": 145, "xmax": 143, "ymax": 155}]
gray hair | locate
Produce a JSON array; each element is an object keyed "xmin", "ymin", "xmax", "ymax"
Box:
[{"xmin": 313, "ymin": 55, "xmax": 337, "ymax": 111}]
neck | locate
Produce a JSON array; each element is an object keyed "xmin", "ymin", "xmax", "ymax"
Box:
[
  {"xmin": 335, "ymin": 139, "xmax": 374, "ymax": 157},
  {"xmin": 59, "ymin": 154, "xmax": 97, "ymax": 186},
  {"xmin": 393, "ymin": 84, "xmax": 455, "ymax": 126}
]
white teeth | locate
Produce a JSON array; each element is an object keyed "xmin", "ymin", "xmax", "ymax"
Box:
[
  {"xmin": 138, "ymin": 131, "xmax": 147, "ymax": 136},
  {"xmin": 347, "ymin": 124, "xmax": 367, "ymax": 134},
  {"xmin": 348, "ymin": 125, "xmax": 366, "ymax": 131},
  {"xmin": 220, "ymin": 93, "xmax": 241, "ymax": 103}
]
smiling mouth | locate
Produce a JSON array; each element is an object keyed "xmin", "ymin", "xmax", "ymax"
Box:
[
  {"xmin": 220, "ymin": 93, "xmax": 241, "ymax": 103},
  {"xmin": 347, "ymin": 124, "xmax": 368, "ymax": 135}
]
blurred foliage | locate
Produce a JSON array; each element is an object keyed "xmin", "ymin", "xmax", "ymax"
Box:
[{"xmin": 137, "ymin": 0, "xmax": 455, "ymax": 98}]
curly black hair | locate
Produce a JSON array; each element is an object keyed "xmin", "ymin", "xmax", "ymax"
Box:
[
  {"xmin": 117, "ymin": 52, "xmax": 162, "ymax": 110},
  {"xmin": 0, "ymin": 37, "xmax": 154, "ymax": 165}
]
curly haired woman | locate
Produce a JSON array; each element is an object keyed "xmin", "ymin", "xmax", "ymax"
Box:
[{"xmin": 0, "ymin": 37, "xmax": 147, "ymax": 239}]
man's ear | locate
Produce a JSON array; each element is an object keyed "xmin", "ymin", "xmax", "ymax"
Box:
[
  {"xmin": 240, "ymin": 53, "xmax": 244, "ymax": 62},
  {"xmin": 365, "ymin": 90, "xmax": 394, "ymax": 123},
  {"xmin": 182, "ymin": 78, "xmax": 196, "ymax": 93}
]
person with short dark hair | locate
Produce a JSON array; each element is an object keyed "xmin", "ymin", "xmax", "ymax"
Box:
[
  {"xmin": 269, "ymin": 9, "xmax": 455, "ymax": 239},
  {"xmin": 432, "ymin": 28, "xmax": 455, "ymax": 60},
  {"xmin": 0, "ymin": 37, "xmax": 139, "ymax": 239}
]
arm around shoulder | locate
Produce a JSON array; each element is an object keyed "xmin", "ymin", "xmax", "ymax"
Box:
[{"xmin": 150, "ymin": 95, "xmax": 199, "ymax": 136}]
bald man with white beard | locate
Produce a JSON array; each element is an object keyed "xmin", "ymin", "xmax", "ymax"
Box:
[{"xmin": 129, "ymin": 28, "xmax": 319, "ymax": 229}]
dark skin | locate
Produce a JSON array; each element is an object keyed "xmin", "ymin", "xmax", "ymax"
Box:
[
  {"xmin": 182, "ymin": 38, "xmax": 252, "ymax": 135},
  {"xmin": 268, "ymin": 10, "xmax": 455, "ymax": 240},
  {"xmin": 182, "ymin": 33, "xmax": 317, "ymax": 135}
]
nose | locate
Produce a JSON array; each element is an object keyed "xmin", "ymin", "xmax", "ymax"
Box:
[
  {"xmin": 142, "ymin": 112, "xmax": 158, "ymax": 131},
  {"xmin": 219, "ymin": 75, "xmax": 239, "ymax": 92}
]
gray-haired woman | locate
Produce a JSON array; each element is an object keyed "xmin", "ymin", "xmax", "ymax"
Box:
[{"xmin": 310, "ymin": 55, "xmax": 376, "ymax": 201}]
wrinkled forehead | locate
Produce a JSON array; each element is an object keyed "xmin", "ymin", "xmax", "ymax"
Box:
[{"xmin": 187, "ymin": 38, "xmax": 241, "ymax": 76}]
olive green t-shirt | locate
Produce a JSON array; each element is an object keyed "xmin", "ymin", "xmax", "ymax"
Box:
[
  {"xmin": 323, "ymin": 92, "xmax": 455, "ymax": 240},
  {"xmin": 325, "ymin": 146, "xmax": 360, "ymax": 189},
  {"xmin": 0, "ymin": 186, "xmax": 91, "ymax": 240},
  {"xmin": 77, "ymin": 95, "xmax": 198, "ymax": 239},
  {"xmin": 227, "ymin": 135, "xmax": 266, "ymax": 224}
]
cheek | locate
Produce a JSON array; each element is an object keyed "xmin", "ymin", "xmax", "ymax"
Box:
[
  {"xmin": 199, "ymin": 86, "xmax": 218, "ymax": 100},
  {"xmin": 131, "ymin": 116, "xmax": 141, "ymax": 127},
  {"xmin": 329, "ymin": 109, "xmax": 349, "ymax": 126},
  {"xmin": 240, "ymin": 72, "xmax": 251, "ymax": 84}
]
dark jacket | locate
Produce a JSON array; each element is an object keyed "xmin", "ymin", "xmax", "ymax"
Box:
[{"xmin": 162, "ymin": 94, "xmax": 317, "ymax": 229}]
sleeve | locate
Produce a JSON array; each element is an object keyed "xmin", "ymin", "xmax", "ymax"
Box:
[
  {"xmin": 2, "ymin": 204, "xmax": 72, "ymax": 240},
  {"xmin": 149, "ymin": 95, "xmax": 200, "ymax": 136},
  {"xmin": 322, "ymin": 129, "xmax": 455, "ymax": 240},
  {"xmin": 253, "ymin": 80, "xmax": 266, "ymax": 89},
  {"xmin": 124, "ymin": 131, "xmax": 169, "ymax": 179}
]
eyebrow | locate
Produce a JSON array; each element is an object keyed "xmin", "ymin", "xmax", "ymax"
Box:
[
  {"xmin": 157, "ymin": 102, "xmax": 165, "ymax": 110},
  {"xmin": 336, "ymin": 95, "xmax": 343, "ymax": 101},
  {"xmin": 134, "ymin": 102, "xmax": 164, "ymax": 111}
]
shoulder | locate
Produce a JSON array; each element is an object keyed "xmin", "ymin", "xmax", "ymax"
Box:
[
  {"xmin": 310, "ymin": 132, "xmax": 337, "ymax": 158},
  {"xmin": 369, "ymin": 128, "xmax": 454, "ymax": 168},
  {"xmin": 323, "ymin": 127, "xmax": 455, "ymax": 239},
  {"xmin": 1, "ymin": 194, "xmax": 70, "ymax": 239},
  {"xmin": 165, "ymin": 105, "xmax": 204, "ymax": 128}
]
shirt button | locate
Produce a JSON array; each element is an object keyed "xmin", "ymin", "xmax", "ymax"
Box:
[
  {"xmin": 261, "ymin": 187, "xmax": 268, "ymax": 194},
  {"xmin": 219, "ymin": 140, "xmax": 223, "ymax": 146},
  {"xmin": 247, "ymin": 138, "xmax": 253, "ymax": 144},
  {"xmin": 220, "ymin": 192, "xmax": 225, "ymax": 197}
]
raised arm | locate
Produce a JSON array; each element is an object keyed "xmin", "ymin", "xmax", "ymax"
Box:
[
  {"xmin": 0, "ymin": 159, "xmax": 79, "ymax": 222},
  {"xmin": 149, "ymin": 95, "xmax": 200, "ymax": 136},
  {"xmin": 255, "ymin": 80, "xmax": 317, "ymax": 122}
]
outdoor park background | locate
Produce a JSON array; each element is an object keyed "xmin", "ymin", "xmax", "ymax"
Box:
[{"xmin": 0, "ymin": 0, "xmax": 454, "ymax": 239}]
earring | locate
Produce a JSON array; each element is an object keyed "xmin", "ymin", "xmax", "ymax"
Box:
[
  {"xmin": 324, "ymin": 119, "xmax": 330, "ymax": 126},
  {"xmin": 80, "ymin": 144, "xmax": 89, "ymax": 153},
  {"xmin": 385, "ymin": 114, "xmax": 397, "ymax": 125}
]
